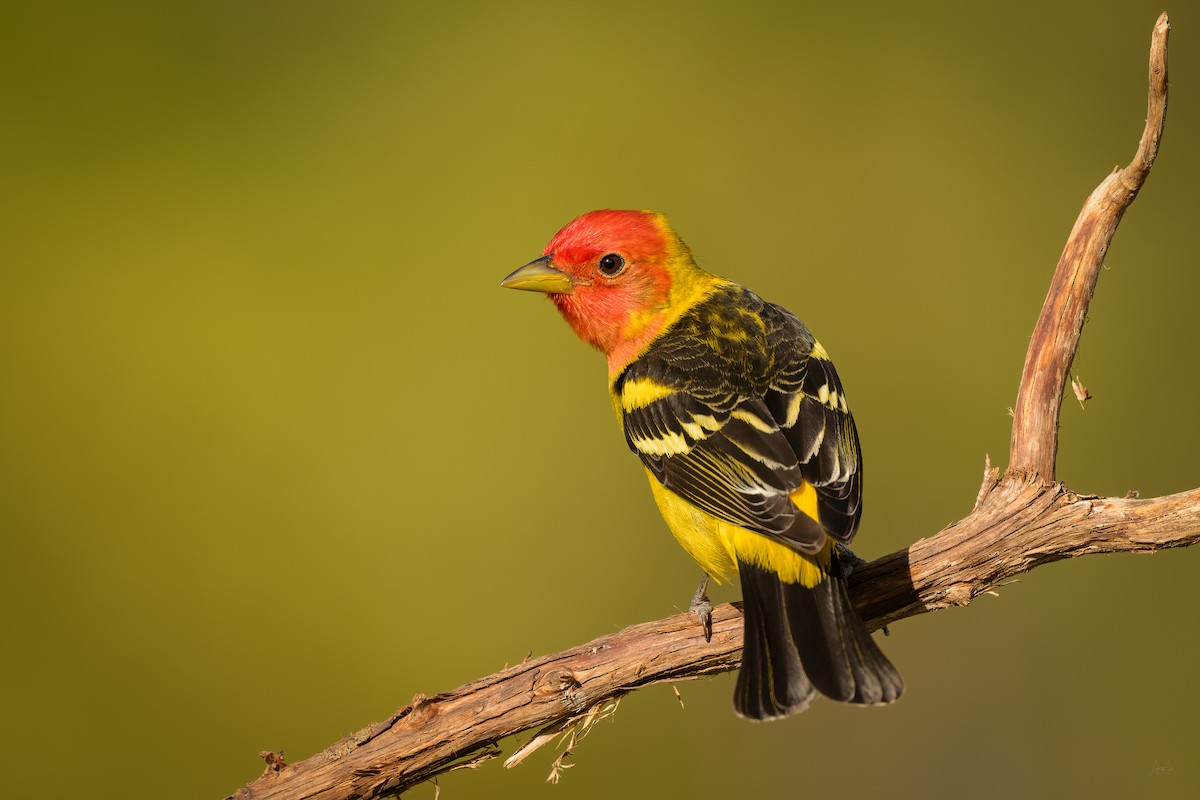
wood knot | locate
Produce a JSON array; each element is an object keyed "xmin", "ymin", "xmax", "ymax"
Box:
[
  {"xmin": 404, "ymin": 693, "xmax": 437, "ymax": 724},
  {"xmin": 535, "ymin": 667, "xmax": 582, "ymax": 695},
  {"xmin": 535, "ymin": 667, "xmax": 587, "ymax": 710}
]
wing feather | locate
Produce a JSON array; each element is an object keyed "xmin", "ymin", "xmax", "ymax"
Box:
[{"xmin": 616, "ymin": 286, "xmax": 863, "ymax": 552}]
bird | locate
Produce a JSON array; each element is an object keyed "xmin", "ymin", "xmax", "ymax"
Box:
[{"xmin": 501, "ymin": 209, "xmax": 903, "ymax": 720}]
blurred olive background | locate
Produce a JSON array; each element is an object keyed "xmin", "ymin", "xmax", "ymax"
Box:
[{"xmin": 2, "ymin": 1, "xmax": 1198, "ymax": 798}]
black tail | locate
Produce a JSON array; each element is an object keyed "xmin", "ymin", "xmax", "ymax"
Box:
[{"xmin": 734, "ymin": 557, "xmax": 904, "ymax": 720}]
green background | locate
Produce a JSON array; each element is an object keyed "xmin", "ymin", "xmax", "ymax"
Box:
[{"xmin": 3, "ymin": 1, "xmax": 1198, "ymax": 798}]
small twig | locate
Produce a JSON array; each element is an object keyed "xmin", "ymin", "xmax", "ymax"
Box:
[
  {"xmin": 258, "ymin": 751, "xmax": 287, "ymax": 777},
  {"xmin": 974, "ymin": 454, "xmax": 1000, "ymax": 511},
  {"xmin": 1071, "ymin": 375, "xmax": 1092, "ymax": 410}
]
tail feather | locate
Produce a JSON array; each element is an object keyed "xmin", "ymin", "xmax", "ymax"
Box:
[
  {"xmin": 734, "ymin": 565, "xmax": 816, "ymax": 719},
  {"xmin": 734, "ymin": 557, "xmax": 903, "ymax": 720}
]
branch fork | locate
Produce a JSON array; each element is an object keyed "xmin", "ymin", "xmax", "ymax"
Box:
[{"xmin": 229, "ymin": 15, "xmax": 1193, "ymax": 800}]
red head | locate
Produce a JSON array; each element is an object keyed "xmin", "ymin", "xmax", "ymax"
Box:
[
  {"xmin": 543, "ymin": 209, "xmax": 671, "ymax": 269},
  {"xmin": 503, "ymin": 210, "xmax": 716, "ymax": 372}
]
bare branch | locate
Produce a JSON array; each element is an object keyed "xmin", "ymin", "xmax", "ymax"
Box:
[
  {"xmin": 229, "ymin": 483, "xmax": 1200, "ymax": 800},
  {"xmin": 227, "ymin": 14, "xmax": 1190, "ymax": 800},
  {"xmin": 1009, "ymin": 13, "xmax": 1170, "ymax": 481}
]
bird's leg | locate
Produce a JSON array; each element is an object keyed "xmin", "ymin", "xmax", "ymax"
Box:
[
  {"xmin": 834, "ymin": 543, "xmax": 890, "ymax": 635},
  {"xmin": 689, "ymin": 573, "xmax": 713, "ymax": 642}
]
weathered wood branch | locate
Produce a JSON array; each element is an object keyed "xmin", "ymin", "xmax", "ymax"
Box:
[
  {"xmin": 230, "ymin": 483, "xmax": 1200, "ymax": 800},
  {"xmin": 1009, "ymin": 13, "xmax": 1170, "ymax": 481},
  {"xmin": 228, "ymin": 13, "xmax": 1186, "ymax": 800}
]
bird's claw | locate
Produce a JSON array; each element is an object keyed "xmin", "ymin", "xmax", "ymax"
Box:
[
  {"xmin": 691, "ymin": 598, "xmax": 714, "ymax": 643},
  {"xmin": 832, "ymin": 546, "xmax": 891, "ymax": 635},
  {"xmin": 689, "ymin": 574, "xmax": 713, "ymax": 642},
  {"xmin": 834, "ymin": 543, "xmax": 868, "ymax": 578}
]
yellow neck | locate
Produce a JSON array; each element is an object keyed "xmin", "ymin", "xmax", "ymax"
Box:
[{"xmin": 606, "ymin": 266, "xmax": 726, "ymax": 378}]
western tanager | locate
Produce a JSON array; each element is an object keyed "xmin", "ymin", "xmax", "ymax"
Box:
[{"xmin": 502, "ymin": 209, "xmax": 903, "ymax": 720}]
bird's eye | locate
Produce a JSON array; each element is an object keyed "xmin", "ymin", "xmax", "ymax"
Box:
[{"xmin": 598, "ymin": 253, "xmax": 626, "ymax": 276}]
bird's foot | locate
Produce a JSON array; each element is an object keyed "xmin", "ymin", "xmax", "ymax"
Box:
[
  {"xmin": 834, "ymin": 543, "xmax": 868, "ymax": 578},
  {"xmin": 689, "ymin": 573, "xmax": 713, "ymax": 642},
  {"xmin": 833, "ymin": 544, "xmax": 890, "ymax": 634}
]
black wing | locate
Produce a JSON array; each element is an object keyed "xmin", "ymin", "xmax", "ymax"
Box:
[
  {"xmin": 762, "ymin": 307, "xmax": 863, "ymax": 544},
  {"xmin": 615, "ymin": 286, "xmax": 861, "ymax": 552}
]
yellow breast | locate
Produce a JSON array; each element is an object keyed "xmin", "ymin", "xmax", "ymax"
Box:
[{"xmin": 643, "ymin": 469, "xmax": 829, "ymax": 588}]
